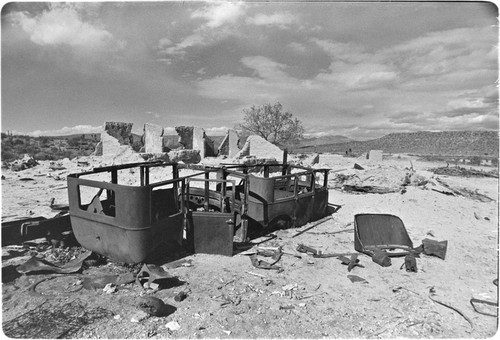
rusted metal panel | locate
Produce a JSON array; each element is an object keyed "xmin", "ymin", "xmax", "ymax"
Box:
[
  {"xmin": 67, "ymin": 162, "xmax": 185, "ymax": 264},
  {"xmin": 1, "ymin": 215, "xmax": 71, "ymax": 246},
  {"xmin": 354, "ymin": 213, "xmax": 414, "ymax": 257},
  {"xmin": 220, "ymin": 164, "xmax": 331, "ymax": 229},
  {"xmin": 189, "ymin": 212, "xmax": 234, "ymax": 256},
  {"xmin": 185, "ymin": 177, "xmax": 236, "ymax": 256}
]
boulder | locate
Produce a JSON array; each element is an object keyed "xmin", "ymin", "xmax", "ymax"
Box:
[{"xmin": 168, "ymin": 150, "xmax": 201, "ymax": 164}]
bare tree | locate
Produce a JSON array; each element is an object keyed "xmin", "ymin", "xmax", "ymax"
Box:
[{"xmin": 239, "ymin": 102, "xmax": 304, "ymax": 146}]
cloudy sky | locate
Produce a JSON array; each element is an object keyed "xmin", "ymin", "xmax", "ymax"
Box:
[{"xmin": 1, "ymin": 1, "xmax": 498, "ymax": 139}]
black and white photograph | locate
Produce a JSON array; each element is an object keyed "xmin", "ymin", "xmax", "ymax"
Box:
[{"xmin": 1, "ymin": 1, "xmax": 498, "ymax": 338}]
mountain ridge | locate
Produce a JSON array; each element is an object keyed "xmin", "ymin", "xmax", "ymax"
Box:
[{"xmin": 292, "ymin": 130, "xmax": 499, "ymax": 157}]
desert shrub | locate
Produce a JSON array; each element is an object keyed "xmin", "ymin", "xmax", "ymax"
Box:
[
  {"xmin": 470, "ymin": 156, "xmax": 482, "ymax": 166},
  {"xmin": 67, "ymin": 137, "xmax": 81, "ymax": 148},
  {"xmin": 25, "ymin": 145, "xmax": 40, "ymax": 155},
  {"xmin": 1, "ymin": 151, "xmax": 16, "ymax": 162},
  {"xmin": 39, "ymin": 137, "xmax": 50, "ymax": 147}
]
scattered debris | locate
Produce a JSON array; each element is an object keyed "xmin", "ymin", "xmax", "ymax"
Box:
[
  {"xmin": 49, "ymin": 161, "xmax": 66, "ymax": 170},
  {"xmin": 165, "ymin": 321, "xmax": 181, "ymax": 331},
  {"xmin": 139, "ymin": 296, "xmax": 170, "ymax": 316},
  {"xmin": 422, "ymin": 238, "xmax": 448, "ymax": 260},
  {"xmin": 429, "ymin": 293, "xmax": 473, "ymax": 328},
  {"xmin": 372, "ymin": 249, "xmax": 391, "ymax": 267},
  {"xmin": 16, "ymin": 250, "xmax": 92, "ymax": 274},
  {"xmin": 435, "ymin": 178, "xmax": 494, "ymax": 202},
  {"xmin": 347, "ymin": 275, "xmax": 368, "ymax": 284},
  {"xmin": 246, "ymin": 271, "xmax": 266, "ymax": 278},
  {"xmin": 250, "ymin": 255, "xmax": 282, "ymax": 271},
  {"xmin": 430, "ymin": 166, "xmax": 498, "ymax": 178},
  {"xmin": 9, "ymin": 154, "xmax": 39, "ymax": 172},
  {"xmin": 292, "ymin": 215, "xmax": 333, "ymax": 238},
  {"xmin": 470, "ymin": 298, "xmax": 498, "ymax": 317},
  {"xmin": 2, "ymin": 213, "xmax": 72, "ymax": 247},
  {"xmin": 402, "ymin": 253, "xmax": 418, "ymax": 272},
  {"xmin": 130, "ymin": 310, "xmax": 149, "ymax": 323},
  {"xmin": 29, "ymin": 275, "xmax": 84, "ymax": 297},
  {"xmin": 343, "ymin": 185, "xmax": 398, "ymax": 194},
  {"xmin": 103, "ymin": 283, "xmax": 117, "ymax": 294},
  {"xmin": 174, "ymin": 291, "xmax": 188, "ymax": 302},
  {"xmin": 136, "ymin": 264, "xmax": 174, "ymax": 290},
  {"xmin": 296, "ymin": 244, "xmax": 320, "ymax": 255},
  {"xmin": 338, "ymin": 255, "xmax": 364, "ymax": 271}
]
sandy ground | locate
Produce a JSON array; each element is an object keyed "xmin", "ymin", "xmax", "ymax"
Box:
[{"xmin": 1, "ymin": 153, "xmax": 498, "ymax": 338}]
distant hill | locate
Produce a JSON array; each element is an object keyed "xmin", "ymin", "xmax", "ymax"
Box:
[
  {"xmin": 292, "ymin": 131, "xmax": 499, "ymax": 157},
  {"xmin": 299, "ymin": 135, "xmax": 352, "ymax": 147}
]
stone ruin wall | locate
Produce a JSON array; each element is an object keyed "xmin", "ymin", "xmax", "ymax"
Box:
[{"xmin": 98, "ymin": 121, "xmax": 287, "ymax": 164}]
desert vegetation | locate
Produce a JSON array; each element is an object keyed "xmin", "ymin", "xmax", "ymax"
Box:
[{"xmin": 1, "ymin": 133, "xmax": 99, "ymax": 162}]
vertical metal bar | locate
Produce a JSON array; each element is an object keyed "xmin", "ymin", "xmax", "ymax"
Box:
[
  {"xmin": 282, "ymin": 149, "xmax": 288, "ymax": 175},
  {"xmin": 145, "ymin": 167, "xmax": 150, "ymax": 186},
  {"xmin": 111, "ymin": 170, "xmax": 118, "ymax": 184},
  {"xmin": 204, "ymin": 177, "xmax": 210, "ymax": 211},
  {"xmin": 230, "ymin": 180, "xmax": 235, "ymax": 212},
  {"xmin": 140, "ymin": 166, "xmax": 145, "ymax": 186},
  {"xmin": 293, "ymin": 174, "xmax": 299, "ymax": 228},
  {"xmin": 264, "ymin": 165, "xmax": 269, "ymax": 178},
  {"xmin": 323, "ymin": 169, "xmax": 328, "ymax": 187},
  {"xmin": 173, "ymin": 164, "xmax": 179, "ymax": 209}
]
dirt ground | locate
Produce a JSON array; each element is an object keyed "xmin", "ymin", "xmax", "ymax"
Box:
[{"xmin": 1, "ymin": 153, "xmax": 498, "ymax": 338}]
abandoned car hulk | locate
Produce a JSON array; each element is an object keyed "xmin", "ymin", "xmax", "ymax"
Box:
[{"xmin": 67, "ymin": 161, "xmax": 333, "ymax": 264}]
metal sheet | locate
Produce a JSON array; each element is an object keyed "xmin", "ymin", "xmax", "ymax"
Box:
[
  {"xmin": 190, "ymin": 212, "xmax": 234, "ymax": 256},
  {"xmin": 354, "ymin": 213, "xmax": 413, "ymax": 256}
]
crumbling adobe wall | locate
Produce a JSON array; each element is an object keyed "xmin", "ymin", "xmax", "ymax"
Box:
[
  {"xmin": 204, "ymin": 136, "xmax": 217, "ymax": 157},
  {"xmin": 143, "ymin": 123, "xmax": 164, "ymax": 153},
  {"xmin": 175, "ymin": 126, "xmax": 217, "ymax": 158},
  {"xmin": 93, "ymin": 122, "xmax": 143, "ymax": 164},
  {"xmin": 105, "ymin": 122, "xmax": 134, "ymax": 145},
  {"xmin": 175, "ymin": 126, "xmax": 194, "ymax": 149},
  {"xmin": 192, "ymin": 127, "xmax": 205, "ymax": 157},
  {"xmin": 218, "ymin": 129, "xmax": 240, "ymax": 158},
  {"xmin": 235, "ymin": 135, "xmax": 284, "ymax": 161}
]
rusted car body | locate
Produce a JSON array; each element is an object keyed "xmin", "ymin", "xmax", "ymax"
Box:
[
  {"xmin": 184, "ymin": 162, "xmax": 331, "ymax": 231},
  {"xmin": 67, "ymin": 161, "xmax": 332, "ymax": 263},
  {"xmin": 67, "ymin": 161, "xmax": 187, "ymax": 263}
]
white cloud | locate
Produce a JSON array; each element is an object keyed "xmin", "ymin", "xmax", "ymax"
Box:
[
  {"xmin": 241, "ymin": 56, "xmax": 289, "ymax": 80},
  {"xmin": 246, "ymin": 12, "xmax": 298, "ymax": 29},
  {"xmin": 159, "ymin": 33, "xmax": 207, "ymax": 57},
  {"xmin": 24, "ymin": 125, "xmax": 102, "ymax": 137},
  {"xmin": 7, "ymin": 3, "xmax": 121, "ymax": 51},
  {"xmin": 191, "ymin": 2, "xmax": 245, "ymax": 28}
]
